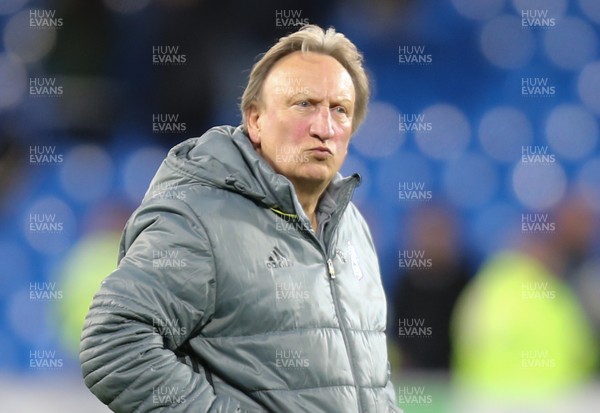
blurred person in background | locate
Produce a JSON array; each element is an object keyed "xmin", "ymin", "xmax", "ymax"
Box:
[
  {"xmin": 391, "ymin": 203, "xmax": 471, "ymax": 371},
  {"xmin": 450, "ymin": 194, "xmax": 599, "ymax": 408},
  {"xmin": 0, "ymin": 140, "xmax": 26, "ymax": 211},
  {"xmin": 79, "ymin": 25, "xmax": 401, "ymax": 413},
  {"xmin": 552, "ymin": 195, "xmax": 600, "ymax": 374},
  {"xmin": 55, "ymin": 201, "xmax": 132, "ymax": 355},
  {"xmin": 552, "ymin": 195, "xmax": 599, "ymax": 280}
]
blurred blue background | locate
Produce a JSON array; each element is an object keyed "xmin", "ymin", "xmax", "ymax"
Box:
[{"xmin": 1, "ymin": 0, "xmax": 600, "ymax": 411}]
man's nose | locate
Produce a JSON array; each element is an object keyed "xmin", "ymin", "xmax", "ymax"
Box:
[{"xmin": 309, "ymin": 106, "xmax": 335, "ymax": 141}]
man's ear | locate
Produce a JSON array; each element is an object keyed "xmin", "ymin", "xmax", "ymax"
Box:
[{"xmin": 246, "ymin": 104, "xmax": 262, "ymax": 147}]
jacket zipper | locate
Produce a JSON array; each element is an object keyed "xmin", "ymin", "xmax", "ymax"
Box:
[
  {"xmin": 272, "ymin": 174, "xmax": 363, "ymax": 411},
  {"xmin": 326, "ymin": 258, "xmax": 336, "ymax": 279},
  {"xmin": 326, "ymin": 256, "xmax": 363, "ymax": 413},
  {"xmin": 297, "ymin": 220, "xmax": 363, "ymax": 413}
]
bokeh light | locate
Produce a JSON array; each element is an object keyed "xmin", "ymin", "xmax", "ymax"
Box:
[
  {"xmin": 122, "ymin": 146, "xmax": 167, "ymax": 204},
  {"xmin": 7, "ymin": 289, "xmax": 53, "ymax": 346},
  {"xmin": 23, "ymin": 197, "xmax": 77, "ymax": 255},
  {"xmin": 415, "ymin": 104, "xmax": 471, "ymax": 160},
  {"xmin": 545, "ymin": 104, "xmax": 598, "ymax": 161},
  {"xmin": 0, "ymin": 54, "xmax": 27, "ymax": 110},
  {"xmin": 512, "ymin": 161, "xmax": 567, "ymax": 210},
  {"xmin": 579, "ymin": 0, "xmax": 600, "ymax": 24},
  {"xmin": 450, "ymin": 0, "xmax": 506, "ymax": 21},
  {"xmin": 577, "ymin": 61, "xmax": 600, "ymax": 115},
  {"xmin": 512, "ymin": 0, "xmax": 568, "ymax": 17},
  {"xmin": 0, "ymin": 241, "xmax": 32, "ymax": 298},
  {"xmin": 0, "ymin": 0, "xmax": 27, "ymax": 16},
  {"xmin": 59, "ymin": 145, "xmax": 114, "ymax": 204},
  {"xmin": 543, "ymin": 17, "xmax": 598, "ymax": 71},
  {"xmin": 480, "ymin": 15, "xmax": 535, "ymax": 69},
  {"xmin": 376, "ymin": 151, "xmax": 434, "ymax": 207},
  {"xmin": 350, "ymin": 101, "xmax": 404, "ymax": 158},
  {"xmin": 3, "ymin": 10, "xmax": 57, "ymax": 63},
  {"xmin": 442, "ymin": 152, "xmax": 499, "ymax": 208},
  {"xmin": 478, "ymin": 106, "xmax": 533, "ymax": 163}
]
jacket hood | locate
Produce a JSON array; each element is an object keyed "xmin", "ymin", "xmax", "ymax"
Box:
[{"xmin": 147, "ymin": 125, "xmax": 360, "ymax": 217}]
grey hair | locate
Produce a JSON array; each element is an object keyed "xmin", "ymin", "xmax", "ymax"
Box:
[{"xmin": 240, "ymin": 24, "xmax": 370, "ymax": 133}]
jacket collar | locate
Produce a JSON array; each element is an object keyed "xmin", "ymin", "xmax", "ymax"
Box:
[{"xmin": 163, "ymin": 125, "xmax": 360, "ymax": 220}]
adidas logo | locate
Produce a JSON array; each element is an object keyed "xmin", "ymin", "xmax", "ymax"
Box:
[{"xmin": 265, "ymin": 246, "xmax": 293, "ymax": 269}]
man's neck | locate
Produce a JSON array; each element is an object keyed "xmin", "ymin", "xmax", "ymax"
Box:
[{"xmin": 292, "ymin": 180, "xmax": 328, "ymax": 234}]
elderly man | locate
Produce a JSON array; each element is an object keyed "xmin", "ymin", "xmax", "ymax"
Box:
[{"xmin": 80, "ymin": 25, "xmax": 401, "ymax": 413}]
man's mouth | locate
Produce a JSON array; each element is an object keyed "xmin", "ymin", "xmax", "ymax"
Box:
[{"xmin": 308, "ymin": 146, "xmax": 333, "ymax": 156}]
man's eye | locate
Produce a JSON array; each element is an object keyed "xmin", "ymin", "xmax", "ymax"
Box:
[
  {"xmin": 297, "ymin": 101, "xmax": 310, "ymax": 107},
  {"xmin": 334, "ymin": 106, "xmax": 347, "ymax": 114}
]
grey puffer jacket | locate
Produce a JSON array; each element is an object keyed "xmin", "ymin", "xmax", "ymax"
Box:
[{"xmin": 80, "ymin": 125, "xmax": 401, "ymax": 413}]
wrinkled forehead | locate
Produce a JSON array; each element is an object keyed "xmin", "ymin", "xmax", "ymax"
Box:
[{"xmin": 262, "ymin": 51, "xmax": 355, "ymax": 101}]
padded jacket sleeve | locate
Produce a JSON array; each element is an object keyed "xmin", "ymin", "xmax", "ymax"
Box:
[{"xmin": 79, "ymin": 197, "xmax": 241, "ymax": 412}]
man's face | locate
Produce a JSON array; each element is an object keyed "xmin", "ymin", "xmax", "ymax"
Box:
[{"xmin": 247, "ymin": 51, "xmax": 355, "ymax": 190}]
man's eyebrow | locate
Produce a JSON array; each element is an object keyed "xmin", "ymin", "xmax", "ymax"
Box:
[
  {"xmin": 332, "ymin": 96, "xmax": 353, "ymax": 104},
  {"xmin": 286, "ymin": 91, "xmax": 354, "ymax": 102},
  {"xmin": 330, "ymin": 96, "xmax": 355, "ymax": 109},
  {"xmin": 285, "ymin": 91, "xmax": 312, "ymax": 101}
]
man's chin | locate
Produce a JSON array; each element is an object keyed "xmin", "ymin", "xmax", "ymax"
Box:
[
  {"xmin": 286, "ymin": 165, "xmax": 336, "ymax": 189},
  {"xmin": 305, "ymin": 162, "xmax": 336, "ymax": 177}
]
